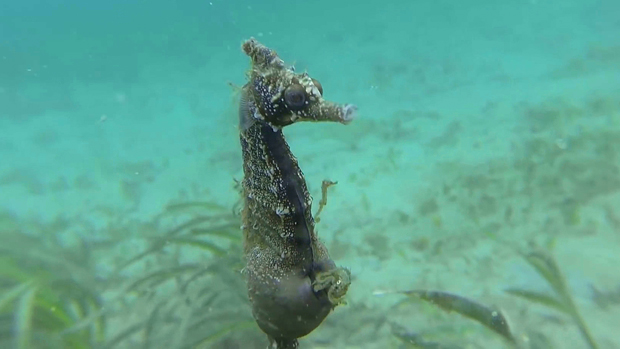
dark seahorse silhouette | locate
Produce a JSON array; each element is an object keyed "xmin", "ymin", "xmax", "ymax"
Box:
[{"xmin": 238, "ymin": 38, "xmax": 355, "ymax": 348}]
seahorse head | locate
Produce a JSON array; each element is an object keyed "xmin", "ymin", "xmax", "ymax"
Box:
[{"xmin": 239, "ymin": 38, "xmax": 357, "ymax": 131}]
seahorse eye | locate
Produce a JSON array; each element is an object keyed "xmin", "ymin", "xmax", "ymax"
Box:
[
  {"xmin": 311, "ymin": 78, "xmax": 323, "ymax": 96},
  {"xmin": 284, "ymin": 84, "xmax": 306, "ymax": 110}
]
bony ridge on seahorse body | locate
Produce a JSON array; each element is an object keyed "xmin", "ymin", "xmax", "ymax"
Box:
[{"xmin": 237, "ymin": 38, "xmax": 356, "ymax": 348}]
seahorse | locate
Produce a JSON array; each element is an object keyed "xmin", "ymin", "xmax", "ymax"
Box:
[{"xmin": 238, "ymin": 38, "xmax": 356, "ymax": 348}]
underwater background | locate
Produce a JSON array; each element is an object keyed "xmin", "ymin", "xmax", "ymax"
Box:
[{"xmin": 1, "ymin": 0, "xmax": 620, "ymax": 348}]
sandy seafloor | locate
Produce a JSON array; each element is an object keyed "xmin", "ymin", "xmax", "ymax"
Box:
[{"xmin": 1, "ymin": 0, "xmax": 620, "ymax": 348}]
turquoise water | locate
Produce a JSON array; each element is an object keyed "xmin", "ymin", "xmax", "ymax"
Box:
[{"xmin": 1, "ymin": 0, "xmax": 619, "ymax": 348}]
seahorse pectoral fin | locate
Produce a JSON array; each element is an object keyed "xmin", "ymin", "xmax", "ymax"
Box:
[{"xmin": 238, "ymin": 87, "xmax": 258, "ymax": 132}]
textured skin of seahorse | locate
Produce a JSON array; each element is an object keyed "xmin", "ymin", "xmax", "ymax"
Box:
[{"xmin": 238, "ymin": 38, "xmax": 355, "ymax": 345}]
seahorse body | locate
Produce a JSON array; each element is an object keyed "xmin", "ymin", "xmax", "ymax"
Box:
[{"xmin": 238, "ymin": 38, "xmax": 355, "ymax": 347}]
